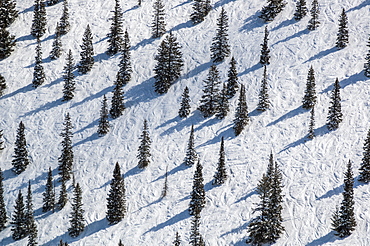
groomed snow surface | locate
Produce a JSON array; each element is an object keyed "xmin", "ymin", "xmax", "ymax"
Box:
[{"xmin": 0, "ymin": 0, "xmax": 369, "ymax": 245}]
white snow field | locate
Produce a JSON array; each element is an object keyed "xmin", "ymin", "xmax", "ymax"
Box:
[{"xmin": 0, "ymin": 0, "xmax": 369, "ymax": 245}]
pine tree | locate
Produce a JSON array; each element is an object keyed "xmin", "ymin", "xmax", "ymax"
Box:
[
  {"xmin": 77, "ymin": 25, "xmax": 94, "ymax": 74},
  {"xmin": 30, "ymin": 0, "xmax": 46, "ymax": 38},
  {"xmin": 58, "ymin": 0, "xmax": 70, "ymax": 36},
  {"xmin": 137, "ymin": 120, "xmax": 151, "ymax": 169},
  {"xmin": 294, "ymin": 0, "xmax": 308, "ymax": 21},
  {"xmin": 106, "ymin": 162, "xmax": 126, "ymax": 224},
  {"xmin": 161, "ymin": 165, "xmax": 169, "ymax": 198},
  {"xmin": 178, "ymin": 86, "xmax": 191, "ymax": 118},
  {"xmin": 257, "ymin": 65, "xmax": 270, "ymax": 111},
  {"xmin": 189, "ymin": 160, "xmax": 205, "ymax": 216},
  {"xmin": 57, "ymin": 177, "xmax": 68, "ymax": 209},
  {"xmin": 213, "ymin": 137, "xmax": 227, "ymax": 185},
  {"xmin": 11, "ymin": 190, "xmax": 27, "ymax": 240},
  {"xmin": 0, "ymin": 168, "xmax": 6, "ymax": 232},
  {"xmin": 190, "ymin": 0, "xmax": 205, "ymax": 25},
  {"xmin": 215, "ymin": 83, "xmax": 229, "ymax": 119},
  {"xmin": 118, "ymin": 240, "xmax": 124, "ymax": 246},
  {"xmin": 260, "ymin": 26, "xmax": 271, "ymax": 65},
  {"xmin": 50, "ymin": 24, "xmax": 62, "ymax": 60},
  {"xmin": 0, "ymin": 0, "xmax": 18, "ymax": 29},
  {"xmin": 12, "ymin": 121, "xmax": 30, "ymax": 174},
  {"xmin": 154, "ymin": 32, "xmax": 184, "ymax": 94},
  {"xmin": 326, "ymin": 78, "xmax": 343, "ymax": 130},
  {"xmin": 0, "ymin": 129, "xmax": 4, "ymax": 150},
  {"xmin": 365, "ymin": 35, "xmax": 370, "ymax": 78},
  {"xmin": 58, "ymin": 113, "xmax": 74, "ymax": 182},
  {"xmin": 173, "ymin": 232, "xmax": 181, "ymax": 246},
  {"xmin": 259, "ymin": 0, "xmax": 287, "ymax": 22},
  {"xmin": 0, "ymin": 74, "xmax": 6, "ymax": 96},
  {"xmin": 42, "ymin": 167, "xmax": 55, "ymax": 212},
  {"xmin": 332, "ymin": 160, "xmax": 356, "ymax": 238},
  {"xmin": 0, "ymin": 27, "xmax": 16, "ymax": 59},
  {"xmin": 233, "ymin": 84, "xmax": 249, "ymax": 136},
  {"xmin": 210, "ymin": 7, "xmax": 230, "ymax": 63},
  {"xmin": 116, "ymin": 30, "xmax": 132, "ymax": 86},
  {"xmin": 110, "ymin": 83, "xmax": 125, "ymax": 119},
  {"xmin": 198, "ymin": 65, "xmax": 221, "ymax": 117},
  {"xmin": 302, "ymin": 66, "xmax": 317, "ymax": 109},
  {"xmin": 359, "ymin": 128, "xmax": 370, "ymax": 183},
  {"xmin": 336, "ymin": 8, "xmax": 349, "ymax": 49},
  {"xmin": 32, "ymin": 38, "xmax": 46, "ymax": 88},
  {"xmin": 107, "ymin": 0, "xmax": 124, "ymax": 55},
  {"xmin": 189, "ymin": 210, "xmax": 205, "ymax": 246},
  {"xmin": 225, "ymin": 57, "xmax": 238, "ymax": 99},
  {"xmin": 46, "ymin": 0, "xmax": 59, "ymax": 6},
  {"xmin": 307, "ymin": 0, "xmax": 320, "ymax": 31},
  {"xmin": 184, "ymin": 125, "xmax": 198, "ymax": 167},
  {"xmin": 68, "ymin": 183, "xmax": 85, "ymax": 237},
  {"xmin": 98, "ymin": 95, "xmax": 110, "ymax": 136},
  {"xmin": 151, "ymin": 0, "xmax": 166, "ymax": 38},
  {"xmin": 307, "ymin": 106, "xmax": 315, "ymax": 139},
  {"xmin": 26, "ymin": 181, "xmax": 37, "ymax": 246},
  {"xmin": 62, "ymin": 50, "xmax": 76, "ymax": 101},
  {"xmin": 58, "ymin": 240, "xmax": 69, "ymax": 246}
]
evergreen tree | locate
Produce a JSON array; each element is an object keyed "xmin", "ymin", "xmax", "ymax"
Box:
[
  {"xmin": 118, "ymin": 240, "xmax": 124, "ymax": 246},
  {"xmin": 184, "ymin": 125, "xmax": 198, "ymax": 167},
  {"xmin": 11, "ymin": 190, "xmax": 27, "ymax": 240},
  {"xmin": 294, "ymin": 0, "xmax": 308, "ymax": 21},
  {"xmin": 58, "ymin": 113, "xmax": 74, "ymax": 182},
  {"xmin": 161, "ymin": 165, "xmax": 169, "ymax": 198},
  {"xmin": 0, "ymin": 27, "xmax": 16, "ymax": 59},
  {"xmin": 151, "ymin": 0, "xmax": 166, "ymax": 38},
  {"xmin": 198, "ymin": 65, "xmax": 221, "ymax": 117},
  {"xmin": 46, "ymin": 0, "xmax": 59, "ymax": 6},
  {"xmin": 62, "ymin": 50, "xmax": 76, "ymax": 101},
  {"xmin": 0, "ymin": 0, "xmax": 18, "ymax": 29},
  {"xmin": 215, "ymin": 83, "xmax": 229, "ymax": 119},
  {"xmin": 42, "ymin": 167, "xmax": 55, "ymax": 212},
  {"xmin": 302, "ymin": 65, "xmax": 317, "ymax": 109},
  {"xmin": 336, "ymin": 8, "xmax": 349, "ymax": 49},
  {"xmin": 26, "ymin": 181, "xmax": 37, "ymax": 246},
  {"xmin": 57, "ymin": 177, "xmax": 68, "ymax": 209},
  {"xmin": 58, "ymin": 0, "xmax": 70, "ymax": 36},
  {"xmin": 0, "ymin": 168, "xmax": 6, "ymax": 232},
  {"xmin": 50, "ymin": 23, "xmax": 62, "ymax": 60},
  {"xmin": 259, "ymin": 0, "xmax": 287, "ymax": 22},
  {"xmin": 260, "ymin": 26, "xmax": 271, "ymax": 65},
  {"xmin": 326, "ymin": 78, "xmax": 343, "ymax": 130},
  {"xmin": 359, "ymin": 128, "xmax": 370, "ymax": 183},
  {"xmin": 365, "ymin": 35, "xmax": 370, "ymax": 78},
  {"xmin": 190, "ymin": 0, "xmax": 211, "ymax": 25},
  {"xmin": 307, "ymin": 0, "xmax": 320, "ymax": 31},
  {"xmin": 307, "ymin": 106, "xmax": 315, "ymax": 139},
  {"xmin": 213, "ymin": 137, "xmax": 227, "ymax": 185},
  {"xmin": 189, "ymin": 160, "xmax": 205, "ymax": 216},
  {"xmin": 233, "ymin": 84, "xmax": 249, "ymax": 136},
  {"xmin": 116, "ymin": 30, "xmax": 132, "ymax": 86},
  {"xmin": 98, "ymin": 95, "xmax": 110, "ymax": 136},
  {"xmin": 106, "ymin": 162, "xmax": 126, "ymax": 224},
  {"xmin": 210, "ymin": 7, "xmax": 230, "ymax": 63},
  {"xmin": 154, "ymin": 32, "xmax": 184, "ymax": 94},
  {"xmin": 189, "ymin": 210, "xmax": 205, "ymax": 246},
  {"xmin": 30, "ymin": 0, "xmax": 46, "ymax": 38},
  {"xmin": 107, "ymin": 0, "xmax": 124, "ymax": 55},
  {"xmin": 332, "ymin": 160, "xmax": 356, "ymax": 237},
  {"xmin": 0, "ymin": 74, "xmax": 6, "ymax": 96},
  {"xmin": 12, "ymin": 121, "xmax": 30, "ymax": 174},
  {"xmin": 173, "ymin": 232, "xmax": 181, "ymax": 246},
  {"xmin": 257, "ymin": 65, "xmax": 270, "ymax": 111},
  {"xmin": 137, "ymin": 120, "xmax": 151, "ymax": 169},
  {"xmin": 68, "ymin": 183, "xmax": 85, "ymax": 237},
  {"xmin": 225, "ymin": 57, "xmax": 238, "ymax": 99},
  {"xmin": 0, "ymin": 129, "xmax": 4, "ymax": 150},
  {"xmin": 77, "ymin": 25, "xmax": 94, "ymax": 74},
  {"xmin": 58, "ymin": 240, "xmax": 69, "ymax": 246},
  {"xmin": 178, "ymin": 86, "xmax": 191, "ymax": 118},
  {"xmin": 110, "ymin": 82, "xmax": 125, "ymax": 119},
  {"xmin": 32, "ymin": 38, "xmax": 46, "ymax": 88}
]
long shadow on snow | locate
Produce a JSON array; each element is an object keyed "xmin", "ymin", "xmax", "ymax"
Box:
[
  {"xmin": 221, "ymin": 220, "xmax": 251, "ymax": 237},
  {"xmin": 239, "ymin": 63, "xmax": 262, "ymax": 77},
  {"xmin": 125, "ymin": 78, "xmax": 159, "ymax": 107},
  {"xmin": 172, "ymin": 0, "xmax": 191, "ymax": 9},
  {"xmin": 270, "ymin": 17, "xmax": 296, "ymax": 32},
  {"xmin": 239, "ymin": 11, "xmax": 264, "ymax": 32},
  {"xmin": 214, "ymin": 0, "xmax": 238, "ymax": 9},
  {"xmin": 273, "ymin": 29, "xmax": 309, "ymax": 47},
  {"xmin": 71, "ymin": 86, "xmax": 114, "ymax": 109},
  {"xmin": 204, "ymin": 180, "xmax": 217, "ymax": 191},
  {"xmin": 304, "ymin": 47, "xmax": 338, "ymax": 63},
  {"xmin": 196, "ymin": 123, "xmax": 235, "ymax": 148},
  {"xmin": 306, "ymin": 231, "xmax": 337, "ymax": 246},
  {"xmin": 132, "ymin": 37, "xmax": 156, "ymax": 51},
  {"xmin": 235, "ymin": 189, "xmax": 257, "ymax": 204},
  {"xmin": 159, "ymin": 111, "xmax": 203, "ymax": 137},
  {"xmin": 124, "ymin": 165, "xmax": 144, "ymax": 178},
  {"xmin": 73, "ymin": 132, "xmax": 100, "ymax": 147},
  {"xmin": 0, "ymin": 236, "xmax": 13, "ymax": 245},
  {"xmin": 184, "ymin": 61, "xmax": 213, "ymax": 80},
  {"xmin": 170, "ymin": 20, "xmax": 193, "ymax": 32},
  {"xmin": 347, "ymin": 1, "xmax": 369, "ymax": 12},
  {"xmin": 17, "ymin": 34, "xmax": 34, "ymax": 42},
  {"xmin": 22, "ymin": 98, "xmax": 64, "ymax": 117},
  {"xmin": 93, "ymin": 51, "xmax": 111, "ymax": 63},
  {"xmin": 74, "ymin": 119, "xmax": 99, "ymax": 135},
  {"xmin": 25, "ymin": 56, "xmax": 54, "ymax": 68},
  {"xmin": 123, "ymin": 5, "xmax": 139, "ymax": 13},
  {"xmin": 44, "ymin": 77, "xmax": 63, "ymax": 88},
  {"xmin": 0, "ymin": 84, "xmax": 34, "ymax": 100},
  {"xmin": 2, "ymin": 168, "xmax": 17, "ymax": 181},
  {"xmin": 267, "ymin": 106, "xmax": 306, "ymax": 127},
  {"xmin": 152, "ymin": 164, "xmax": 191, "ymax": 182},
  {"xmin": 145, "ymin": 209, "xmax": 190, "ymax": 234},
  {"xmin": 320, "ymin": 72, "xmax": 369, "ymax": 94}
]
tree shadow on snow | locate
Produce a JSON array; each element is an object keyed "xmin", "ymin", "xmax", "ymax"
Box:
[
  {"xmin": 347, "ymin": 1, "xmax": 369, "ymax": 12},
  {"xmin": 132, "ymin": 37, "xmax": 156, "ymax": 51},
  {"xmin": 19, "ymin": 5, "xmax": 34, "ymax": 14},
  {"xmin": 145, "ymin": 209, "xmax": 190, "ymax": 234},
  {"xmin": 320, "ymin": 72, "xmax": 369, "ymax": 94},
  {"xmin": 220, "ymin": 220, "xmax": 251, "ymax": 238},
  {"xmin": 74, "ymin": 119, "xmax": 99, "ymax": 135},
  {"xmin": 93, "ymin": 51, "xmax": 111, "ymax": 63},
  {"xmin": 184, "ymin": 61, "xmax": 213, "ymax": 80},
  {"xmin": 124, "ymin": 165, "xmax": 144, "ymax": 178},
  {"xmin": 123, "ymin": 5, "xmax": 139, "ymax": 13},
  {"xmin": 73, "ymin": 132, "xmax": 100, "ymax": 147},
  {"xmin": 22, "ymin": 98, "xmax": 64, "ymax": 117},
  {"xmin": 239, "ymin": 11, "xmax": 264, "ymax": 32},
  {"xmin": 239, "ymin": 63, "xmax": 262, "ymax": 77},
  {"xmin": 214, "ymin": 0, "xmax": 238, "ymax": 9},
  {"xmin": 316, "ymin": 175, "xmax": 366, "ymax": 200},
  {"xmin": 270, "ymin": 17, "xmax": 296, "ymax": 32},
  {"xmin": 152, "ymin": 164, "xmax": 191, "ymax": 182},
  {"xmin": 0, "ymin": 84, "xmax": 34, "ymax": 100},
  {"xmin": 267, "ymin": 106, "xmax": 307, "ymax": 127},
  {"xmin": 44, "ymin": 77, "xmax": 63, "ymax": 88},
  {"xmin": 172, "ymin": 0, "xmax": 191, "ymax": 9},
  {"xmin": 159, "ymin": 111, "xmax": 203, "ymax": 137},
  {"xmin": 235, "ymin": 189, "xmax": 257, "ymax": 204},
  {"xmin": 306, "ymin": 231, "xmax": 338, "ymax": 246},
  {"xmin": 17, "ymin": 34, "xmax": 34, "ymax": 42},
  {"xmin": 170, "ymin": 20, "xmax": 193, "ymax": 32},
  {"xmin": 0, "ymin": 235, "xmax": 13, "ymax": 245},
  {"xmin": 273, "ymin": 29, "xmax": 309, "ymax": 47},
  {"xmin": 125, "ymin": 78, "xmax": 159, "ymax": 107},
  {"xmin": 196, "ymin": 124, "xmax": 235, "ymax": 148},
  {"xmin": 305, "ymin": 47, "xmax": 338, "ymax": 63},
  {"xmin": 71, "ymin": 86, "xmax": 114, "ymax": 109}
]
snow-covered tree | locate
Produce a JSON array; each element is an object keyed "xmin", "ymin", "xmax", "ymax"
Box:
[
  {"xmin": 0, "ymin": 27, "xmax": 16, "ymax": 59},
  {"xmin": 110, "ymin": 82, "xmax": 125, "ymax": 119},
  {"xmin": 210, "ymin": 7, "xmax": 230, "ymax": 63},
  {"xmin": 326, "ymin": 78, "xmax": 343, "ymax": 130},
  {"xmin": 302, "ymin": 65, "xmax": 317, "ymax": 109},
  {"xmin": 359, "ymin": 128, "xmax": 370, "ymax": 183},
  {"xmin": 116, "ymin": 30, "xmax": 132, "ymax": 86},
  {"xmin": 32, "ymin": 38, "xmax": 46, "ymax": 88},
  {"xmin": 58, "ymin": 113, "xmax": 74, "ymax": 182},
  {"xmin": 12, "ymin": 121, "xmax": 30, "ymax": 174},
  {"xmin": 0, "ymin": 168, "xmax": 6, "ymax": 231},
  {"xmin": 42, "ymin": 167, "xmax": 55, "ymax": 212},
  {"xmin": 98, "ymin": 95, "xmax": 110, "ymax": 136},
  {"xmin": 62, "ymin": 50, "xmax": 76, "ymax": 101},
  {"xmin": 0, "ymin": 74, "xmax": 6, "ymax": 96},
  {"xmin": 226, "ymin": 57, "xmax": 238, "ymax": 99},
  {"xmin": 190, "ymin": 0, "xmax": 211, "ymax": 25},
  {"xmin": 178, "ymin": 86, "xmax": 191, "ymax": 118},
  {"xmin": 26, "ymin": 181, "xmax": 37, "ymax": 246},
  {"xmin": 198, "ymin": 65, "xmax": 221, "ymax": 117},
  {"xmin": 307, "ymin": 106, "xmax": 315, "ymax": 139},
  {"xmin": 184, "ymin": 125, "xmax": 198, "ymax": 167},
  {"xmin": 58, "ymin": 0, "xmax": 70, "ymax": 35},
  {"xmin": 307, "ymin": 0, "xmax": 320, "ymax": 31},
  {"xmin": 0, "ymin": 0, "xmax": 18, "ymax": 28},
  {"xmin": 107, "ymin": 0, "xmax": 124, "ymax": 55},
  {"xmin": 215, "ymin": 83, "xmax": 229, "ymax": 119},
  {"xmin": 233, "ymin": 84, "xmax": 249, "ymax": 136},
  {"xmin": 260, "ymin": 26, "xmax": 271, "ymax": 65},
  {"xmin": 336, "ymin": 8, "xmax": 349, "ymax": 49},
  {"xmin": 31, "ymin": 0, "xmax": 47, "ymax": 38},
  {"xmin": 11, "ymin": 190, "xmax": 27, "ymax": 240},
  {"xmin": 68, "ymin": 183, "xmax": 85, "ymax": 237},
  {"xmin": 151, "ymin": 0, "xmax": 166, "ymax": 38},
  {"xmin": 213, "ymin": 137, "xmax": 227, "ymax": 185},
  {"xmin": 257, "ymin": 65, "xmax": 270, "ymax": 111},
  {"xmin": 57, "ymin": 177, "xmax": 68, "ymax": 210},
  {"xmin": 137, "ymin": 120, "xmax": 151, "ymax": 169},
  {"xmin": 173, "ymin": 232, "xmax": 181, "ymax": 246},
  {"xmin": 78, "ymin": 25, "xmax": 94, "ymax": 74},
  {"xmin": 294, "ymin": 0, "xmax": 308, "ymax": 21},
  {"xmin": 365, "ymin": 35, "xmax": 370, "ymax": 77},
  {"xmin": 189, "ymin": 160, "xmax": 205, "ymax": 216},
  {"xmin": 106, "ymin": 162, "xmax": 126, "ymax": 224},
  {"xmin": 50, "ymin": 24, "xmax": 62, "ymax": 60},
  {"xmin": 259, "ymin": 0, "xmax": 286, "ymax": 22}
]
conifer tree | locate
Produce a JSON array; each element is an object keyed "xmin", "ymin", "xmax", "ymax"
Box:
[
  {"xmin": 226, "ymin": 57, "xmax": 238, "ymax": 99},
  {"xmin": 11, "ymin": 190, "xmax": 27, "ymax": 240},
  {"xmin": 68, "ymin": 183, "xmax": 85, "ymax": 237},
  {"xmin": 0, "ymin": 129, "xmax": 4, "ymax": 150},
  {"xmin": 154, "ymin": 32, "xmax": 184, "ymax": 94},
  {"xmin": 257, "ymin": 65, "xmax": 270, "ymax": 111},
  {"xmin": 233, "ymin": 84, "xmax": 249, "ymax": 136},
  {"xmin": 190, "ymin": 0, "xmax": 211, "ymax": 25},
  {"xmin": 302, "ymin": 66, "xmax": 317, "ymax": 109},
  {"xmin": 98, "ymin": 95, "xmax": 110, "ymax": 136},
  {"xmin": 137, "ymin": 120, "xmax": 151, "ymax": 169},
  {"xmin": 42, "ymin": 167, "xmax": 55, "ymax": 212},
  {"xmin": 110, "ymin": 83, "xmax": 125, "ymax": 119},
  {"xmin": 359, "ymin": 128, "xmax": 370, "ymax": 183},
  {"xmin": 326, "ymin": 78, "xmax": 343, "ymax": 130},
  {"xmin": 151, "ymin": 0, "xmax": 166, "ymax": 38},
  {"xmin": 50, "ymin": 24, "xmax": 62, "ymax": 60},
  {"xmin": 12, "ymin": 121, "xmax": 30, "ymax": 174},
  {"xmin": 57, "ymin": 177, "xmax": 68, "ymax": 210},
  {"xmin": 106, "ymin": 162, "xmax": 126, "ymax": 224},
  {"xmin": 0, "ymin": 0, "xmax": 18, "ymax": 29},
  {"xmin": 259, "ymin": 0, "xmax": 287, "ymax": 22},
  {"xmin": 58, "ymin": 240, "xmax": 69, "ymax": 246},
  {"xmin": 107, "ymin": 0, "xmax": 124, "ymax": 55},
  {"xmin": 47, "ymin": 0, "xmax": 59, "ymax": 6},
  {"xmin": 365, "ymin": 35, "xmax": 370, "ymax": 78},
  {"xmin": 260, "ymin": 26, "xmax": 271, "ymax": 65},
  {"xmin": 58, "ymin": 113, "xmax": 74, "ymax": 182},
  {"xmin": 213, "ymin": 137, "xmax": 227, "ymax": 185},
  {"xmin": 184, "ymin": 125, "xmax": 198, "ymax": 167},
  {"xmin": 0, "ymin": 168, "xmax": 6, "ymax": 232},
  {"xmin": 332, "ymin": 160, "xmax": 356, "ymax": 238},
  {"xmin": 307, "ymin": 106, "xmax": 315, "ymax": 139},
  {"xmin": 173, "ymin": 232, "xmax": 181, "ymax": 246},
  {"xmin": 189, "ymin": 210, "xmax": 205, "ymax": 246},
  {"xmin": 58, "ymin": 0, "xmax": 70, "ymax": 36},
  {"xmin": 0, "ymin": 27, "xmax": 16, "ymax": 59},
  {"xmin": 0, "ymin": 74, "xmax": 6, "ymax": 96},
  {"xmin": 31, "ymin": 0, "xmax": 46, "ymax": 38},
  {"xmin": 32, "ymin": 38, "xmax": 46, "ymax": 88},
  {"xmin": 77, "ymin": 25, "xmax": 94, "ymax": 74},
  {"xmin": 336, "ymin": 8, "xmax": 349, "ymax": 49},
  {"xmin": 178, "ymin": 86, "xmax": 191, "ymax": 118},
  {"xmin": 26, "ymin": 181, "xmax": 37, "ymax": 246},
  {"xmin": 210, "ymin": 7, "xmax": 230, "ymax": 63},
  {"xmin": 215, "ymin": 83, "xmax": 229, "ymax": 119},
  {"xmin": 307, "ymin": 0, "xmax": 320, "ymax": 31},
  {"xmin": 118, "ymin": 240, "xmax": 124, "ymax": 246},
  {"xmin": 116, "ymin": 30, "xmax": 132, "ymax": 86},
  {"xmin": 294, "ymin": 0, "xmax": 308, "ymax": 21},
  {"xmin": 62, "ymin": 50, "xmax": 76, "ymax": 101},
  {"xmin": 198, "ymin": 65, "xmax": 221, "ymax": 117},
  {"xmin": 189, "ymin": 160, "xmax": 205, "ymax": 216}
]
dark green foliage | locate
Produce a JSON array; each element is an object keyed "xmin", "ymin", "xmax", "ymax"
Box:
[
  {"xmin": 58, "ymin": 0, "xmax": 70, "ymax": 35},
  {"xmin": 215, "ymin": 83, "xmax": 229, "ymax": 119},
  {"xmin": 326, "ymin": 78, "xmax": 342, "ymax": 130},
  {"xmin": 0, "ymin": 129, "xmax": 4, "ymax": 150},
  {"xmin": 307, "ymin": 106, "xmax": 315, "ymax": 139},
  {"xmin": 30, "ymin": 0, "xmax": 46, "ymax": 38},
  {"xmin": 189, "ymin": 210, "xmax": 205, "ymax": 246},
  {"xmin": 189, "ymin": 160, "xmax": 205, "ymax": 216},
  {"xmin": 58, "ymin": 240, "xmax": 69, "ymax": 246},
  {"xmin": 332, "ymin": 160, "xmax": 356, "ymax": 237},
  {"xmin": 210, "ymin": 7, "xmax": 230, "ymax": 63},
  {"xmin": 106, "ymin": 162, "xmax": 126, "ymax": 224},
  {"xmin": 137, "ymin": 120, "xmax": 151, "ymax": 169},
  {"xmin": 257, "ymin": 65, "xmax": 270, "ymax": 111},
  {"xmin": 0, "ymin": 0, "xmax": 18, "ymax": 28},
  {"xmin": 365, "ymin": 35, "xmax": 370, "ymax": 77},
  {"xmin": 98, "ymin": 95, "xmax": 110, "ymax": 136},
  {"xmin": 62, "ymin": 50, "xmax": 76, "ymax": 101},
  {"xmin": 336, "ymin": 8, "xmax": 349, "ymax": 49},
  {"xmin": 26, "ymin": 181, "xmax": 37, "ymax": 246},
  {"xmin": 198, "ymin": 65, "xmax": 221, "ymax": 117},
  {"xmin": 190, "ymin": 0, "xmax": 211, "ymax": 25},
  {"xmin": 307, "ymin": 0, "xmax": 320, "ymax": 30},
  {"xmin": 47, "ymin": 0, "xmax": 59, "ymax": 6},
  {"xmin": 233, "ymin": 84, "xmax": 249, "ymax": 136},
  {"xmin": 154, "ymin": 32, "xmax": 184, "ymax": 94},
  {"xmin": 118, "ymin": 240, "xmax": 124, "ymax": 246},
  {"xmin": 12, "ymin": 121, "xmax": 30, "ymax": 174},
  {"xmin": 78, "ymin": 25, "xmax": 94, "ymax": 74},
  {"xmin": 213, "ymin": 137, "xmax": 227, "ymax": 185},
  {"xmin": 178, "ymin": 86, "xmax": 191, "ymax": 118},
  {"xmin": 0, "ymin": 74, "xmax": 6, "ymax": 96},
  {"xmin": 58, "ymin": 113, "xmax": 74, "ymax": 182},
  {"xmin": 151, "ymin": 0, "xmax": 166, "ymax": 38},
  {"xmin": 294, "ymin": 0, "xmax": 308, "ymax": 21},
  {"xmin": 107, "ymin": 0, "xmax": 124, "ymax": 55},
  {"xmin": 184, "ymin": 125, "xmax": 198, "ymax": 167},
  {"xmin": 359, "ymin": 128, "xmax": 370, "ymax": 183},
  {"xmin": 116, "ymin": 30, "xmax": 132, "ymax": 86},
  {"xmin": 110, "ymin": 83, "xmax": 125, "ymax": 119},
  {"xmin": 32, "ymin": 38, "xmax": 46, "ymax": 88},
  {"xmin": 260, "ymin": 26, "xmax": 270, "ymax": 65},
  {"xmin": 42, "ymin": 167, "xmax": 55, "ymax": 212},
  {"xmin": 68, "ymin": 183, "xmax": 85, "ymax": 237},
  {"xmin": 259, "ymin": 0, "xmax": 286, "ymax": 22},
  {"xmin": 0, "ymin": 168, "xmax": 6, "ymax": 231},
  {"xmin": 50, "ymin": 24, "xmax": 62, "ymax": 60},
  {"xmin": 226, "ymin": 57, "xmax": 238, "ymax": 99},
  {"xmin": 57, "ymin": 177, "xmax": 68, "ymax": 210},
  {"xmin": 161, "ymin": 165, "xmax": 169, "ymax": 198},
  {"xmin": 173, "ymin": 232, "xmax": 181, "ymax": 246},
  {"xmin": 11, "ymin": 190, "xmax": 27, "ymax": 240},
  {"xmin": 0, "ymin": 27, "xmax": 16, "ymax": 59},
  {"xmin": 302, "ymin": 66, "xmax": 317, "ymax": 109}
]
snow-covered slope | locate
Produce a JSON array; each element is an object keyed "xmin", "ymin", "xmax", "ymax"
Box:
[{"xmin": 0, "ymin": 0, "xmax": 369, "ymax": 245}]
